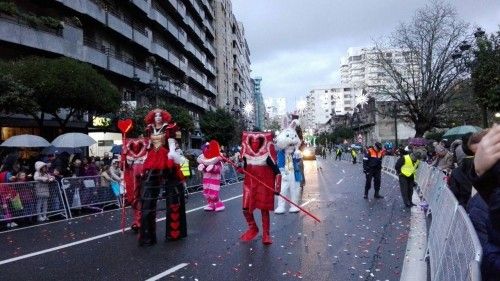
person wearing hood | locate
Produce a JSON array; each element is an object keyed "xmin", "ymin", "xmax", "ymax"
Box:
[
  {"xmin": 34, "ymin": 161, "xmax": 55, "ymax": 222},
  {"xmin": 395, "ymin": 150, "xmax": 424, "ymax": 208}
]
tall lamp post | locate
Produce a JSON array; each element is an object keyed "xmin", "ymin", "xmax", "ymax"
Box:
[
  {"xmin": 451, "ymin": 27, "xmax": 489, "ymax": 127},
  {"xmin": 392, "ymin": 103, "xmax": 398, "ymax": 149}
]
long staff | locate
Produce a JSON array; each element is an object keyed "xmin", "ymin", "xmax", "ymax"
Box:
[{"xmin": 221, "ymin": 155, "xmax": 321, "ymax": 223}]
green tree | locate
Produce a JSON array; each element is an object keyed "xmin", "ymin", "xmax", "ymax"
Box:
[
  {"xmin": 0, "ymin": 74, "xmax": 39, "ymax": 119},
  {"xmin": 200, "ymin": 109, "xmax": 237, "ymax": 147},
  {"xmin": 1, "ymin": 57, "xmax": 121, "ymax": 132},
  {"xmin": 471, "ymin": 29, "xmax": 500, "ymax": 126}
]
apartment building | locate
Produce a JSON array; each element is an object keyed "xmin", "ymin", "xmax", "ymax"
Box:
[
  {"xmin": 340, "ymin": 47, "xmax": 418, "ymax": 99},
  {"xmin": 0, "ymin": 0, "xmax": 217, "ymax": 142},
  {"xmin": 214, "ymin": 0, "xmax": 252, "ymax": 112},
  {"xmin": 301, "ymin": 87, "xmax": 366, "ymax": 132}
]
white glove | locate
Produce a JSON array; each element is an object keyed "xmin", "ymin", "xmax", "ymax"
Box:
[
  {"xmin": 206, "ymin": 164, "xmax": 214, "ymax": 172},
  {"xmin": 198, "ymin": 164, "xmax": 205, "ymax": 171}
]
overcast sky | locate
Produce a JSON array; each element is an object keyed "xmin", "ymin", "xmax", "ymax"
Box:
[{"xmin": 231, "ymin": 0, "xmax": 500, "ymax": 110}]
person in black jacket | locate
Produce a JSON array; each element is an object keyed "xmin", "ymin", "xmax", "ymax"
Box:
[
  {"xmin": 363, "ymin": 142, "xmax": 385, "ymax": 199},
  {"xmin": 466, "ymin": 125, "xmax": 500, "ymax": 281}
]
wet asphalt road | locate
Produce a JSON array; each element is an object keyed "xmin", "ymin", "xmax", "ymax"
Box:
[{"xmin": 0, "ymin": 157, "xmax": 411, "ymax": 281}]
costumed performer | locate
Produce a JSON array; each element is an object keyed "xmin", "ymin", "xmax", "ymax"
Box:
[
  {"xmin": 197, "ymin": 140, "xmax": 225, "ymax": 211},
  {"xmin": 239, "ymin": 131, "xmax": 281, "ymax": 245},
  {"xmin": 274, "ymin": 119, "xmax": 303, "ymax": 214},
  {"xmin": 139, "ymin": 108, "xmax": 186, "ymax": 246}
]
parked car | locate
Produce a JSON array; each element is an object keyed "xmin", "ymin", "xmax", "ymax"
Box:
[{"xmin": 303, "ymin": 147, "xmax": 316, "ymax": 160}]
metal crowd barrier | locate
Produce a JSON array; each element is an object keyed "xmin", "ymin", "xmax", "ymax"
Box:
[
  {"xmin": 0, "ymin": 181, "xmax": 68, "ymax": 223},
  {"xmin": 2, "ymin": 166, "xmax": 245, "ymax": 228},
  {"xmin": 61, "ymin": 176, "xmax": 120, "ymax": 218},
  {"xmin": 382, "ymin": 156, "xmax": 482, "ymax": 281}
]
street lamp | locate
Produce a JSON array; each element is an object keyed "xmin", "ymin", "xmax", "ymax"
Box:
[{"xmin": 452, "ymin": 27, "xmax": 489, "ymax": 127}]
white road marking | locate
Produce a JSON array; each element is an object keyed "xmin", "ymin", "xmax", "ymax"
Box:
[
  {"xmin": 300, "ymin": 198, "xmax": 316, "ymax": 207},
  {"xmin": 0, "ymin": 194, "xmax": 243, "ymax": 266},
  {"xmin": 336, "ymin": 179, "xmax": 344, "ymax": 185},
  {"xmin": 145, "ymin": 263, "xmax": 189, "ymax": 281}
]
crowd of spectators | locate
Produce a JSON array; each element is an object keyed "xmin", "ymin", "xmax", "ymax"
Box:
[{"xmin": 0, "ymin": 151, "xmax": 122, "ymax": 229}]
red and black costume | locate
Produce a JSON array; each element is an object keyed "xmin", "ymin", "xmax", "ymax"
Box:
[
  {"xmin": 239, "ymin": 132, "xmax": 281, "ymax": 245},
  {"xmin": 139, "ymin": 109, "xmax": 186, "ymax": 246}
]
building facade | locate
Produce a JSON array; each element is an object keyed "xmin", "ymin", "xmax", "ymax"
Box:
[
  {"xmin": 301, "ymin": 87, "xmax": 367, "ymax": 132},
  {"xmin": 0, "ymin": 0, "xmax": 217, "ymax": 143},
  {"xmin": 214, "ymin": 0, "xmax": 252, "ymax": 113},
  {"xmin": 339, "ymin": 47, "xmax": 416, "ymax": 142}
]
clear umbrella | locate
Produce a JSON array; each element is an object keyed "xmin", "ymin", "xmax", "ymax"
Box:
[
  {"xmin": 0, "ymin": 134, "xmax": 51, "ymax": 147},
  {"xmin": 443, "ymin": 125, "xmax": 482, "ymax": 141},
  {"xmin": 51, "ymin": 132, "xmax": 96, "ymax": 148}
]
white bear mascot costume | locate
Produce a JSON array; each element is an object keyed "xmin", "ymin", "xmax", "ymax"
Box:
[{"xmin": 274, "ymin": 120, "xmax": 303, "ymax": 214}]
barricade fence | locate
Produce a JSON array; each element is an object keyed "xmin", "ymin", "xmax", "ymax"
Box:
[
  {"xmin": 382, "ymin": 156, "xmax": 482, "ymax": 281},
  {"xmin": 1, "ymin": 164, "xmax": 244, "ymax": 227},
  {"xmin": 0, "ymin": 180, "xmax": 67, "ymax": 222},
  {"xmin": 61, "ymin": 175, "xmax": 120, "ymax": 218}
]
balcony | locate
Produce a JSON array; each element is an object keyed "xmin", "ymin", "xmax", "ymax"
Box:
[
  {"xmin": 130, "ymin": 0, "xmax": 150, "ymax": 14},
  {"xmin": 168, "ymin": 0, "xmax": 186, "ymax": 18},
  {"xmin": 185, "ymin": 15, "xmax": 205, "ymax": 42},
  {"xmin": 200, "ymin": 0, "xmax": 214, "ymax": 19},
  {"xmin": 204, "ymin": 40, "xmax": 216, "ymax": 56},
  {"xmin": 56, "ymin": 0, "xmax": 106, "ymax": 24},
  {"xmin": 150, "ymin": 5, "xmax": 185, "ymax": 45},
  {"xmin": 151, "ymin": 41, "xmax": 169, "ymax": 61},
  {"xmin": 0, "ymin": 15, "xmax": 80, "ymax": 59},
  {"xmin": 107, "ymin": 12, "xmax": 133, "ymax": 40},
  {"xmin": 203, "ymin": 19, "xmax": 215, "ymax": 37}
]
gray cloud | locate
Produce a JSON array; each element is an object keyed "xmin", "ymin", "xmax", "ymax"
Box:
[{"xmin": 232, "ymin": 0, "xmax": 500, "ymax": 110}]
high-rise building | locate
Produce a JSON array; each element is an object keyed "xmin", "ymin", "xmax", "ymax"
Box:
[
  {"xmin": 302, "ymin": 87, "xmax": 367, "ymax": 131},
  {"xmin": 214, "ymin": 0, "xmax": 252, "ymax": 112},
  {"xmin": 340, "ymin": 47, "xmax": 417, "ymax": 98},
  {"xmin": 0, "ymin": 0, "xmax": 217, "ymax": 142},
  {"xmin": 251, "ymin": 77, "xmax": 265, "ymax": 130},
  {"xmin": 340, "ymin": 46, "xmax": 417, "ymax": 142},
  {"xmin": 264, "ymin": 97, "xmax": 287, "ymax": 120}
]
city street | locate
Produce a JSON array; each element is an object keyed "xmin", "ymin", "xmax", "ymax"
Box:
[{"xmin": 0, "ymin": 158, "xmax": 412, "ymax": 281}]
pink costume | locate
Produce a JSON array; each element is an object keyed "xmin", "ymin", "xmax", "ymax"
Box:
[{"xmin": 197, "ymin": 140, "xmax": 225, "ymax": 212}]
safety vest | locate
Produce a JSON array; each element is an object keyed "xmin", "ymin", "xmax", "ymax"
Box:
[
  {"xmin": 368, "ymin": 148, "xmax": 384, "ymax": 158},
  {"xmin": 180, "ymin": 162, "xmax": 191, "ymax": 177},
  {"xmin": 401, "ymin": 155, "xmax": 419, "ymax": 177}
]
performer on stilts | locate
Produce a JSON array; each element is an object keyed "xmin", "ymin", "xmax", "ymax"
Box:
[
  {"xmin": 139, "ymin": 108, "xmax": 186, "ymax": 246},
  {"xmin": 197, "ymin": 140, "xmax": 225, "ymax": 211},
  {"xmin": 238, "ymin": 131, "xmax": 281, "ymax": 245}
]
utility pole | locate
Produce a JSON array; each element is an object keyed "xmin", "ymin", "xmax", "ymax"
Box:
[{"xmin": 393, "ymin": 103, "xmax": 398, "ymax": 149}]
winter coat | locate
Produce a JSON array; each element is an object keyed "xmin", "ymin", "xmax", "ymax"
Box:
[
  {"xmin": 448, "ymin": 157, "xmax": 474, "ymax": 207},
  {"xmin": 466, "ymin": 162, "xmax": 500, "ymax": 280},
  {"xmin": 34, "ymin": 161, "xmax": 52, "ymax": 198}
]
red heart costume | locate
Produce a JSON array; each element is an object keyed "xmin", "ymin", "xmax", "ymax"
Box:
[{"xmin": 239, "ymin": 131, "xmax": 281, "ymax": 245}]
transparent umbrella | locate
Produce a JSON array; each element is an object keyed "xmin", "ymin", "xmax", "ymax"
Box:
[
  {"xmin": 0, "ymin": 134, "xmax": 51, "ymax": 147},
  {"xmin": 51, "ymin": 133, "xmax": 96, "ymax": 148},
  {"xmin": 443, "ymin": 125, "xmax": 482, "ymax": 141}
]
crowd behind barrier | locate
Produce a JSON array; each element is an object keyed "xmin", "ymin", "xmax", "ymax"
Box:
[
  {"xmin": 382, "ymin": 156, "xmax": 482, "ymax": 281},
  {"xmin": 0, "ymin": 163, "xmax": 243, "ymax": 228}
]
